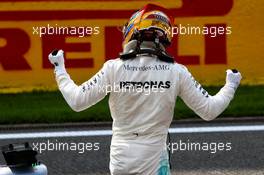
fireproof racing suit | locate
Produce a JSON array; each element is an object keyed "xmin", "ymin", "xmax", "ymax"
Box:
[{"xmin": 49, "ymin": 45, "xmax": 241, "ymax": 175}]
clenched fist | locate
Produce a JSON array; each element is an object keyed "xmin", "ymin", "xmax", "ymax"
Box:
[
  {"xmin": 225, "ymin": 69, "xmax": 242, "ymax": 90},
  {"xmin": 48, "ymin": 49, "xmax": 66, "ymax": 76}
]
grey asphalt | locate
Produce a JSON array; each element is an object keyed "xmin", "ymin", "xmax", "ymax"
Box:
[{"xmin": 0, "ymin": 120, "xmax": 263, "ymax": 175}]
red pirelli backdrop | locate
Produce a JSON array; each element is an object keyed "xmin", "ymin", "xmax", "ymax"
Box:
[{"xmin": 0, "ymin": 0, "xmax": 263, "ymax": 92}]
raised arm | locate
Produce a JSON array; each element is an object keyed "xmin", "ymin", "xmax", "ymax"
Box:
[
  {"xmin": 178, "ymin": 66, "xmax": 242, "ymax": 121},
  {"xmin": 48, "ymin": 50, "xmax": 111, "ymax": 112}
]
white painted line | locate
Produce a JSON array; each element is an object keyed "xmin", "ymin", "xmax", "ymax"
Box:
[
  {"xmin": 169, "ymin": 125, "xmax": 264, "ymax": 133},
  {"xmin": 0, "ymin": 125, "xmax": 264, "ymax": 140},
  {"xmin": 0, "ymin": 130, "xmax": 112, "ymax": 140}
]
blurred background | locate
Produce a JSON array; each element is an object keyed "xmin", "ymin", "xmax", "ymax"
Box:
[{"xmin": 0, "ymin": 0, "xmax": 263, "ymax": 123}]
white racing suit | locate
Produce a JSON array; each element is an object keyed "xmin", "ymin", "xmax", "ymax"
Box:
[{"xmin": 54, "ymin": 43, "xmax": 236, "ymax": 175}]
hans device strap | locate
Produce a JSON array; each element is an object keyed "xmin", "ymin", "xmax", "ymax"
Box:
[{"xmin": 120, "ymin": 47, "xmax": 174, "ymax": 63}]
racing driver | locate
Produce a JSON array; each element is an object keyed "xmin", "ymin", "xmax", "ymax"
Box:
[{"xmin": 48, "ymin": 4, "xmax": 242, "ymax": 175}]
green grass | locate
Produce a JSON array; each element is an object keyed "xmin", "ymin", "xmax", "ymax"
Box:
[
  {"xmin": 0, "ymin": 86, "xmax": 263, "ymax": 124},
  {"xmin": 174, "ymin": 85, "xmax": 264, "ymax": 119}
]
